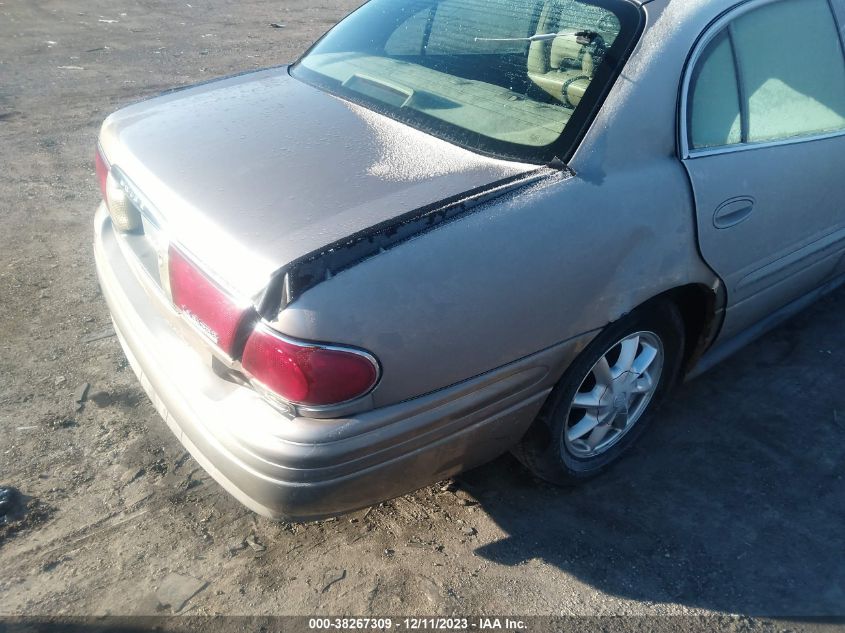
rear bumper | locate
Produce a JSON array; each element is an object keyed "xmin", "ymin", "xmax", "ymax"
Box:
[{"xmin": 93, "ymin": 204, "xmax": 594, "ymax": 521}]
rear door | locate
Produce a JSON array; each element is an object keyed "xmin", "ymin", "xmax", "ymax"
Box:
[{"xmin": 681, "ymin": 0, "xmax": 845, "ymax": 340}]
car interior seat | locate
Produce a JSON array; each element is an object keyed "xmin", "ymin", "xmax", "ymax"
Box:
[{"xmin": 527, "ymin": 2, "xmax": 608, "ymax": 108}]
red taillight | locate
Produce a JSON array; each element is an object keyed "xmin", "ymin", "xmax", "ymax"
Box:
[
  {"xmin": 95, "ymin": 146, "xmax": 109, "ymax": 201},
  {"xmin": 167, "ymin": 245, "xmax": 256, "ymax": 356},
  {"xmin": 241, "ymin": 324, "xmax": 379, "ymax": 407}
]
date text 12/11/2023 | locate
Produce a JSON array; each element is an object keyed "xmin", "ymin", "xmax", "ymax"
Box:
[{"xmin": 307, "ymin": 617, "xmax": 527, "ymax": 631}]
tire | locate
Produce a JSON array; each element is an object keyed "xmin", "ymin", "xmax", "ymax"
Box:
[{"xmin": 513, "ymin": 298, "xmax": 685, "ymax": 484}]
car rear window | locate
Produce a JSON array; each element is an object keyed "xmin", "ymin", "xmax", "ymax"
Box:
[{"xmin": 291, "ymin": 0, "xmax": 643, "ymax": 164}]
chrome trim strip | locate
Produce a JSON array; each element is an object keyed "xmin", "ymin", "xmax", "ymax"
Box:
[
  {"xmin": 679, "ymin": 0, "xmax": 845, "ymax": 160},
  {"xmin": 684, "ymin": 129, "xmax": 845, "ymax": 159}
]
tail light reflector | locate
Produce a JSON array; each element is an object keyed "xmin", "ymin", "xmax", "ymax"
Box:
[
  {"xmin": 241, "ymin": 324, "xmax": 379, "ymax": 407},
  {"xmin": 168, "ymin": 245, "xmax": 256, "ymax": 356},
  {"xmin": 95, "ymin": 146, "xmax": 141, "ymax": 232},
  {"xmin": 95, "ymin": 146, "xmax": 109, "ymax": 201}
]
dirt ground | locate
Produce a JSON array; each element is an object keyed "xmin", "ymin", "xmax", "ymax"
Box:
[{"xmin": 1, "ymin": 0, "xmax": 845, "ymax": 623}]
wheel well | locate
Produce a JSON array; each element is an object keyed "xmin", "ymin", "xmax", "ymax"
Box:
[{"xmin": 659, "ymin": 284, "xmax": 721, "ymax": 375}]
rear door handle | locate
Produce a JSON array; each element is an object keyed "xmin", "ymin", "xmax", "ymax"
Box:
[{"xmin": 713, "ymin": 197, "xmax": 755, "ymax": 229}]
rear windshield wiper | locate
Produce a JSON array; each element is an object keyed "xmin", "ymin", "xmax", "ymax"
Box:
[{"xmin": 474, "ymin": 30, "xmax": 599, "ymax": 44}]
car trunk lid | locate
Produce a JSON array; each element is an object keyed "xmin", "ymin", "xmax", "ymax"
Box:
[{"xmin": 99, "ymin": 67, "xmax": 535, "ymax": 298}]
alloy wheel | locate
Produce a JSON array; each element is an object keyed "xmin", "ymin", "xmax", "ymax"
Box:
[{"xmin": 563, "ymin": 331, "xmax": 664, "ymax": 458}]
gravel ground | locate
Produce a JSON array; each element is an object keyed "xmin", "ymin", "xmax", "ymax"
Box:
[{"xmin": 1, "ymin": 0, "xmax": 844, "ymax": 624}]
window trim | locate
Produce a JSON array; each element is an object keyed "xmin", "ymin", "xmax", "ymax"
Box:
[{"xmin": 679, "ymin": 0, "xmax": 845, "ymax": 160}]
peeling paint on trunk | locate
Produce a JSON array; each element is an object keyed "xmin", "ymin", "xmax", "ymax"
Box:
[{"xmin": 260, "ymin": 167, "xmax": 570, "ymax": 314}]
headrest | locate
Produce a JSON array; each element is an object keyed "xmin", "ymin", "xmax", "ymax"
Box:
[{"xmin": 549, "ymin": 34, "xmax": 594, "ymax": 76}]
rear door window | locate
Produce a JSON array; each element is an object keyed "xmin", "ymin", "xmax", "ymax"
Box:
[
  {"xmin": 688, "ymin": 30, "xmax": 743, "ymax": 149},
  {"xmin": 733, "ymin": 0, "xmax": 845, "ymax": 143},
  {"xmin": 687, "ymin": 0, "xmax": 845, "ymax": 151}
]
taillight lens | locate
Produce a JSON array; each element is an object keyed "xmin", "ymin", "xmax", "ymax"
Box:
[
  {"xmin": 105, "ymin": 170, "xmax": 143, "ymax": 233},
  {"xmin": 242, "ymin": 324, "xmax": 379, "ymax": 407},
  {"xmin": 95, "ymin": 146, "xmax": 109, "ymax": 201},
  {"xmin": 168, "ymin": 245, "xmax": 257, "ymax": 356}
]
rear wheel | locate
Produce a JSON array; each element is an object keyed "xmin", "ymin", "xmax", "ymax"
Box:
[{"xmin": 514, "ymin": 299, "xmax": 684, "ymax": 484}]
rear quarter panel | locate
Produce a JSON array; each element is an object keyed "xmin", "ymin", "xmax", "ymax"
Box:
[{"xmin": 273, "ymin": 0, "xmax": 722, "ymax": 407}]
